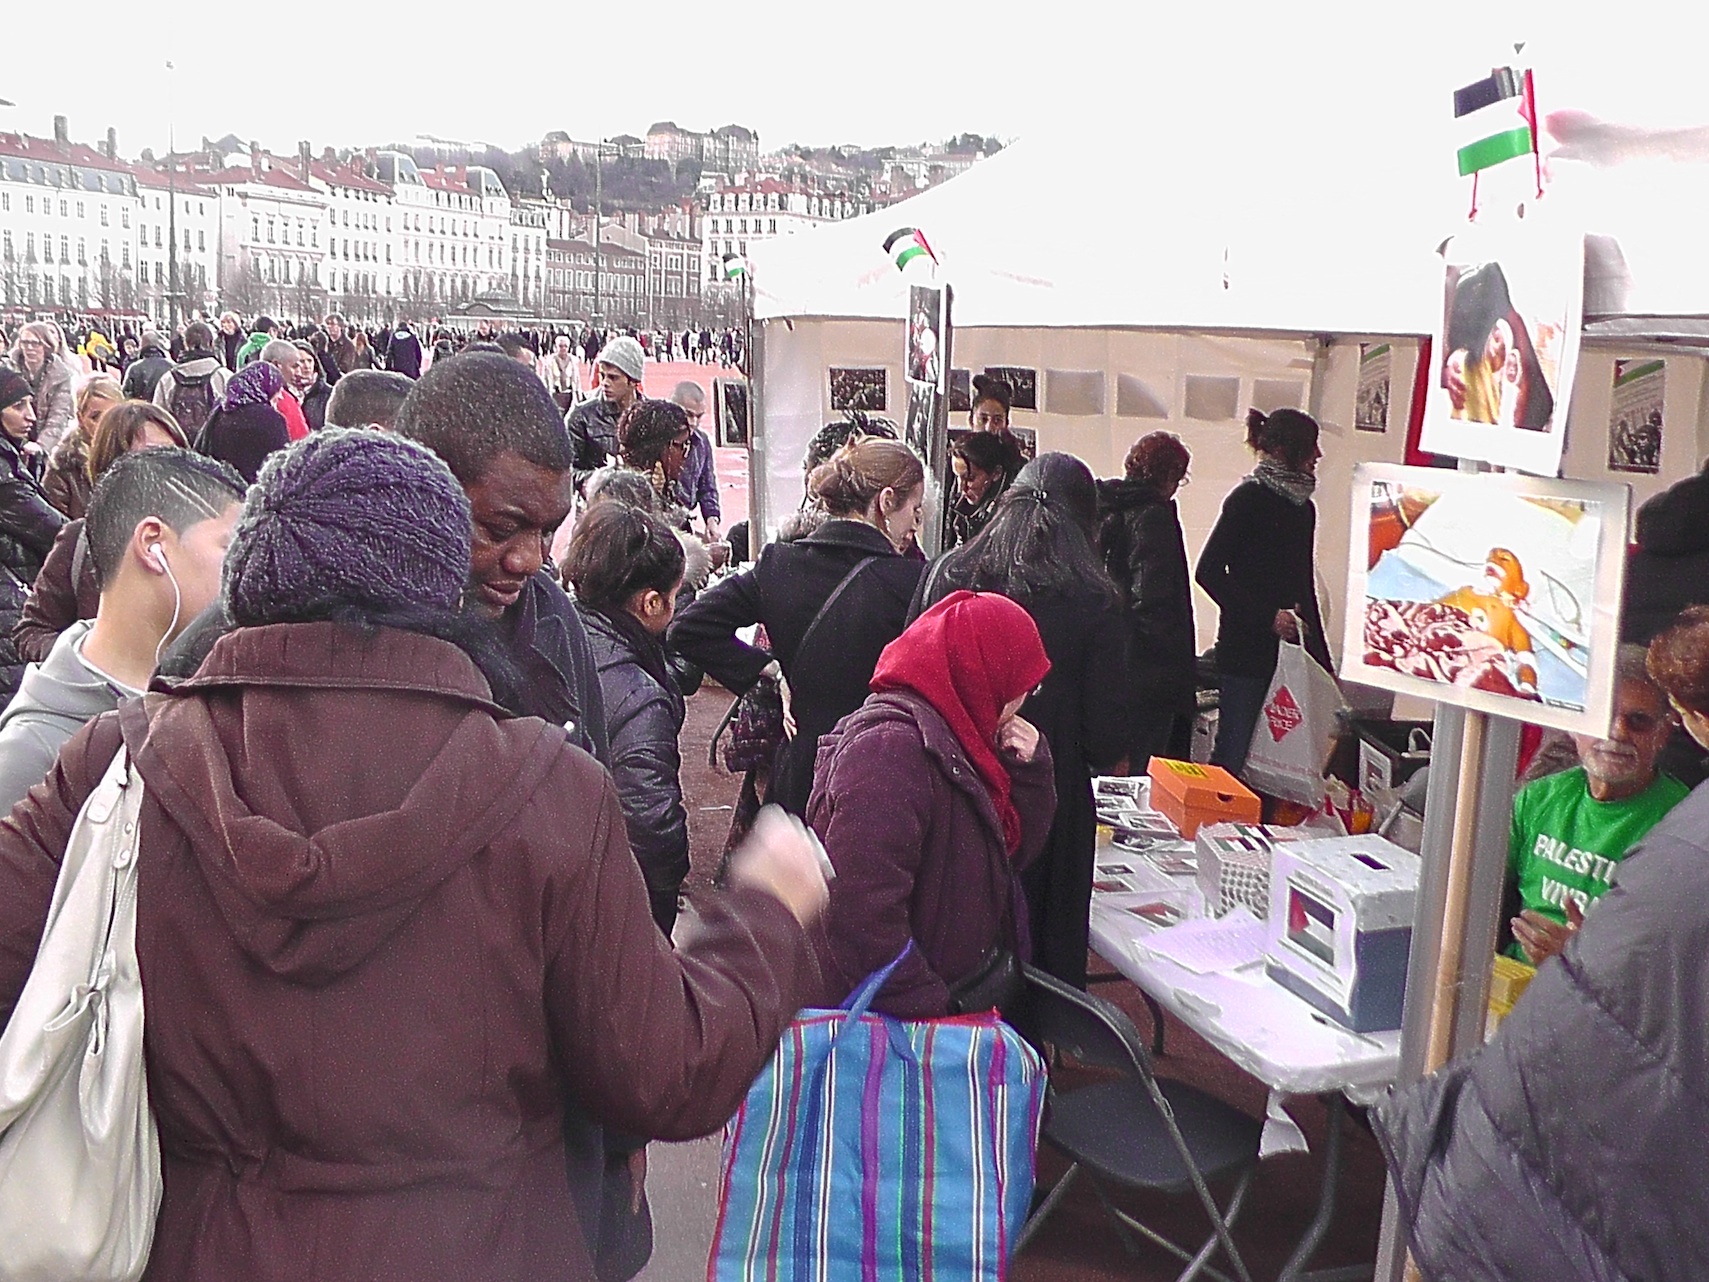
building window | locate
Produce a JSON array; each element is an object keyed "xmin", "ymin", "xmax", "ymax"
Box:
[
  {"xmin": 122, "ymin": 208, "xmax": 130, "ymax": 229},
  {"xmin": 60, "ymin": 200, "xmax": 68, "ymax": 217},
  {"xmin": 60, "ymin": 236, "xmax": 70, "ymax": 261},
  {"xmin": 198, "ymin": 231, "xmax": 205, "ymax": 251},
  {"xmin": 77, "ymin": 238, "xmax": 85, "ymax": 264},
  {"xmin": 768, "ymin": 219, "xmax": 777, "ymax": 233},
  {"xmin": 24, "ymin": 196, "xmax": 33, "ymax": 214}
]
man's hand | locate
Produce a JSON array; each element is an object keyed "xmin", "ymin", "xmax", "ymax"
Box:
[
  {"xmin": 627, "ymin": 1148, "xmax": 647, "ymax": 1216},
  {"xmin": 1512, "ymin": 898, "xmax": 1584, "ymax": 966},
  {"xmin": 705, "ymin": 519, "xmax": 721, "ymax": 544},
  {"xmin": 997, "ymin": 715, "xmax": 1041, "ymax": 763},
  {"xmin": 728, "ymin": 806, "xmax": 830, "ymax": 927},
  {"xmin": 1273, "ymin": 609, "xmax": 1302, "ymax": 642}
]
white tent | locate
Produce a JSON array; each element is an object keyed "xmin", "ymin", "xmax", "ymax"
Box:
[{"xmin": 746, "ymin": 115, "xmax": 1709, "ymax": 662}]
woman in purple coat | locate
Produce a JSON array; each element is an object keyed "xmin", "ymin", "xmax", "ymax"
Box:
[{"xmin": 807, "ymin": 590, "xmax": 1057, "ymax": 1018}]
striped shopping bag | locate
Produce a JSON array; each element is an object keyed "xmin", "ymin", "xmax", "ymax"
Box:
[{"xmin": 709, "ymin": 949, "xmax": 1046, "ymax": 1281}]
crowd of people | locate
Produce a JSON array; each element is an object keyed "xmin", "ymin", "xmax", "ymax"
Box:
[{"xmin": 0, "ymin": 300, "xmax": 1705, "ymax": 1281}]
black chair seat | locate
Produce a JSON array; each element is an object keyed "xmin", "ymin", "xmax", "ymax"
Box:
[{"xmin": 1047, "ymin": 1077, "xmax": 1262, "ymax": 1194}]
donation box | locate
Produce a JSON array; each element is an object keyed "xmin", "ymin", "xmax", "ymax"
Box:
[
  {"xmin": 1263, "ymin": 836, "xmax": 1420, "ymax": 1032},
  {"xmin": 1147, "ymin": 759, "xmax": 1261, "ymax": 839}
]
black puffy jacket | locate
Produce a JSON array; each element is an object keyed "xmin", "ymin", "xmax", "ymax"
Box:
[
  {"xmin": 1372, "ymin": 780, "xmax": 1709, "ymax": 1282},
  {"xmin": 578, "ymin": 603, "xmax": 686, "ymax": 934},
  {"xmin": 0, "ymin": 434, "xmax": 68, "ymax": 701}
]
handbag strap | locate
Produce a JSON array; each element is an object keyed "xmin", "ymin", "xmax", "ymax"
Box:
[{"xmin": 790, "ymin": 554, "xmax": 881, "ymax": 675}]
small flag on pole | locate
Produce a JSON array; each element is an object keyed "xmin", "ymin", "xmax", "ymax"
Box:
[
  {"xmin": 722, "ymin": 252, "xmax": 747, "ymax": 281},
  {"xmin": 884, "ymin": 227, "xmax": 938, "ymax": 272},
  {"xmin": 1453, "ymin": 66, "xmax": 1538, "ymax": 177}
]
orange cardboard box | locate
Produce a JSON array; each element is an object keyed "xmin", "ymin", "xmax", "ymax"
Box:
[{"xmin": 1147, "ymin": 758, "xmax": 1261, "ymax": 839}]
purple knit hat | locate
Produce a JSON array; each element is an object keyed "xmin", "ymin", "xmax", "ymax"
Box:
[{"xmin": 222, "ymin": 427, "xmax": 473, "ymax": 626}]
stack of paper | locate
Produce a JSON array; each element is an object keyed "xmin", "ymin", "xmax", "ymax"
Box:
[{"xmin": 1139, "ymin": 909, "xmax": 1268, "ymax": 975}]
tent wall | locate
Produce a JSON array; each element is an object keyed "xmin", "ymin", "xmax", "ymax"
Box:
[{"xmin": 757, "ymin": 318, "xmax": 1708, "ymax": 665}]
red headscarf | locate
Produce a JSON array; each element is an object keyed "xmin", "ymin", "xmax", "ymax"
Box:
[{"xmin": 870, "ymin": 590, "xmax": 1051, "ymax": 855}]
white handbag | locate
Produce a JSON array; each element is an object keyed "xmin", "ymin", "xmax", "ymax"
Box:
[
  {"xmin": 0, "ymin": 748, "xmax": 161, "ymax": 1282},
  {"xmin": 1242, "ymin": 631, "xmax": 1348, "ymax": 807}
]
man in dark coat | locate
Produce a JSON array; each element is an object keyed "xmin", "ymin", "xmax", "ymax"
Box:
[
  {"xmin": 383, "ymin": 318, "xmax": 423, "ymax": 379},
  {"xmin": 119, "ymin": 328, "xmax": 174, "ymax": 401},
  {"xmin": 565, "ymin": 336, "xmax": 644, "ymax": 494},
  {"xmin": 393, "ymin": 352, "xmax": 608, "ymax": 766},
  {"xmin": 1372, "ymin": 777, "xmax": 1709, "ymax": 1281}
]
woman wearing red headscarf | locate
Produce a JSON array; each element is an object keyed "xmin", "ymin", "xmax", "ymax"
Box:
[{"xmin": 806, "ymin": 590, "xmax": 1057, "ymax": 1018}]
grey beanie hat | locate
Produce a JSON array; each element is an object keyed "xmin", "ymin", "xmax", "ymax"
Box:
[
  {"xmin": 596, "ymin": 335, "xmax": 645, "ymax": 383},
  {"xmin": 223, "ymin": 428, "xmax": 473, "ymax": 627}
]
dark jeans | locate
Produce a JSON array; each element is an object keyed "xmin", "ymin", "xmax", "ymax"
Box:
[{"xmin": 1211, "ymin": 673, "xmax": 1271, "ymax": 776}]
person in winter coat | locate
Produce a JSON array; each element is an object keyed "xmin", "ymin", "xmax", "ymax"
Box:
[
  {"xmin": 153, "ymin": 321, "xmax": 232, "ymax": 445},
  {"xmin": 946, "ymin": 431, "xmax": 1007, "ymax": 550},
  {"xmin": 234, "ymin": 316, "xmax": 278, "ymax": 368},
  {"xmin": 0, "ymin": 369, "xmax": 69, "ymax": 701},
  {"xmin": 615, "ymin": 397, "xmax": 694, "ymax": 526},
  {"xmin": 120, "ymin": 328, "xmax": 174, "ymax": 401},
  {"xmin": 967, "ymin": 373, "xmax": 1028, "ymax": 486},
  {"xmin": 809, "ymin": 590, "xmax": 1056, "ymax": 1018},
  {"xmin": 42, "ymin": 375, "xmax": 121, "ymax": 519},
  {"xmin": 670, "ymin": 437, "xmax": 926, "ymax": 817},
  {"xmin": 198, "ymin": 360, "xmax": 292, "ymax": 483},
  {"xmin": 322, "ymin": 313, "xmax": 358, "ymax": 378},
  {"xmin": 393, "ymin": 352, "xmax": 610, "ymax": 767},
  {"xmin": 1196, "ymin": 407, "xmax": 1332, "ymax": 775},
  {"xmin": 382, "ymin": 318, "xmax": 423, "ymax": 378},
  {"xmin": 216, "ymin": 311, "xmax": 245, "ymax": 371},
  {"xmin": 1371, "ymin": 606, "xmax": 1709, "ymax": 1282},
  {"xmin": 0, "ymin": 448, "xmax": 242, "ymax": 811},
  {"xmin": 914, "ymin": 453, "xmax": 1128, "ymax": 990},
  {"xmin": 566, "ymin": 503, "xmax": 690, "ymax": 935},
  {"xmin": 5, "ymin": 320, "xmax": 77, "ymax": 454},
  {"xmin": 0, "ymin": 427, "xmax": 829, "ymax": 1282},
  {"xmin": 1097, "ymin": 431, "xmax": 1198, "ymax": 768},
  {"xmin": 565, "ymin": 336, "xmax": 645, "ymax": 493},
  {"xmin": 14, "ymin": 400, "xmax": 190, "ymax": 663}
]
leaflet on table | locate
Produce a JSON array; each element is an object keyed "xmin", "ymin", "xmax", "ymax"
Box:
[
  {"xmin": 1139, "ymin": 908, "xmax": 1269, "ymax": 975},
  {"xmin": 1112, "ymin": 829, "xmax": 1197, "ymax": 875}
]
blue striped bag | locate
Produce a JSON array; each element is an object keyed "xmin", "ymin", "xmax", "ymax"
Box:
[{"xmin": 709, "ymin": 949, "xmax": 1046, "ymax": 1281}]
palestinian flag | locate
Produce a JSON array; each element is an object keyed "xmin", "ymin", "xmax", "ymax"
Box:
[
  {"xmin": 722, "ymin": 252, "xmax": 747, "ymax": 281},
  {"xmin": 884, "ymin": 227, "xmax": 937, "ymax": 272},
  {"xmin": 1453, "ymin": 66, "xmax": 1537, "ymax": 177}
]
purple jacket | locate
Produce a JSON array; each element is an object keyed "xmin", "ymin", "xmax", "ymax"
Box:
[
  {"xmin": 807, "ymin": 689, "xmax": 1056, "ymax": 1019},
  {"xmin": 673, "ymin": 429, "xmax": 720, "ymax": 522}
]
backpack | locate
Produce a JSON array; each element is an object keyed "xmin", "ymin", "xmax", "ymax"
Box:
[{"xmin": 166, "ymin": 370, "xmax": 217, "ymax": 438}]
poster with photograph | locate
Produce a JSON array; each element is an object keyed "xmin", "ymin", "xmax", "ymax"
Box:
[
  {"xmin": 829, "ymin": 367, "xmax": 887, "ymax": 413},
  {"xmin": 907, "ymin": 286, "xmax": 945, "ymax": 392},
  {"xmin": 982, "ymin": 366, "xmax": 1038, "ymax": 412},
  {"xmin": 948, "ymin": 368, "xmax": 972, "ymax": 413},
  {"xmin": 905, "ymin": 381, "xmax": 937, "ymax": 458},
  {"xmin": 1356, "ymin": 343, "xmax": 1392, "ymax": 433},
  {"xmin": 1418, "ymin": 219, "xmax": 1585, "ymax": 476},
  {"xmin": 1607, "ymin": 359, "xmax": 1664, "ymax": 475},
  {"xmin": 1342, "ymin": 463, "xmax": 1629, "ymax": 736},
  {"xmin": 713, "ymin": 378, "xmax": 748, "ymax": 448}
]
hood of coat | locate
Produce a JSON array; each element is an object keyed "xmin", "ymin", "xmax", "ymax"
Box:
[
  {"xmin": 0, "ymin": 620, "xmax": 124, "ymax": 734},
  {"xmin": 127, "ymin": 621, "xmax": 570, "ymax": 984},
  {"xmin": 1096, "ymin": 476, "xmax": 1170, "ymax": 515},
  {"xmin": 170, "ymin": 354, "xmax": 224, "ymax": 380},
  {"xmin": 1635, "ymin": 469, "xmax": 1709, "ymax": 556}
]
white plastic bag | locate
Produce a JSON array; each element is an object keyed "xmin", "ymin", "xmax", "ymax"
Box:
[
  {"xmin": 1242, "ymin": 635, "xmax": 1347, "ymax": 806},
  {"xmin": 0, "ymin": 749, "xmax": 161, "ymax": 1282}
]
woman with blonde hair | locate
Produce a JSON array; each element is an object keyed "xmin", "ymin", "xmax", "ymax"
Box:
[
  {"xmin": 13, "ymin": 400, "xmax": 189, "ymax": 663},
  {"xmin": 671, "ymin": 436, "xmax": 927, "ymax": 815},
  {"xmin": 43, "ymin": 376, "xmax": 123, "ymax": 518}
]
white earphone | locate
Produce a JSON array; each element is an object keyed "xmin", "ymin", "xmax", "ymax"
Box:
[
  {"xmin": 148, "ymin": 541, "xmax": 167, "ymax": 571},
  {"xmin": 148, "ymin": 541, "xmax": 182, "ymax": 669}
]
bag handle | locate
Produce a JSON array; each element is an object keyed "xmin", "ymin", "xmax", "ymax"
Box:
[{"xmin": 838, "ymin": 941, "xmax": 914, "ymax": 1022}]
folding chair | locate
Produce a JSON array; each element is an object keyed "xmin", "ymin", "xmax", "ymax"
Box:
[{"xmin": 1013, "ymin": 966, "xmax": 1261, "ymax": 1282}]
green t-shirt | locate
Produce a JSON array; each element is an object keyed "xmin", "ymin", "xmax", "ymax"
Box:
[{"xmin": 1506, "ymin": 766, "xmax": 1688, "ymax": 959}]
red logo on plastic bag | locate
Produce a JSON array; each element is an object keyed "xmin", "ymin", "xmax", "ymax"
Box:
[{"xmin": 1264, "ymin": 686, "xmax": 1302, "ymax": 741}]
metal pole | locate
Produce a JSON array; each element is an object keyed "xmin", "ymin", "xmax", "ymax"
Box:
[
  {"xmin": 166, "ymin": 60, "xmax": 179, "ymax": 329},
  {"xmin": 592, "ymin": 144, "xmax": 603, "ymax": 324}
]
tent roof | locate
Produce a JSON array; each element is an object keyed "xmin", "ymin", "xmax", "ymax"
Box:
[{"xmin": 751, "ymin": 116, "xmax": 1709, "ymax": 337}]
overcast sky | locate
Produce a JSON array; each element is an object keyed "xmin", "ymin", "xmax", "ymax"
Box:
[{"xmin": 4, "ymin": 3, "xmax": 1705, "ymax": 160}]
